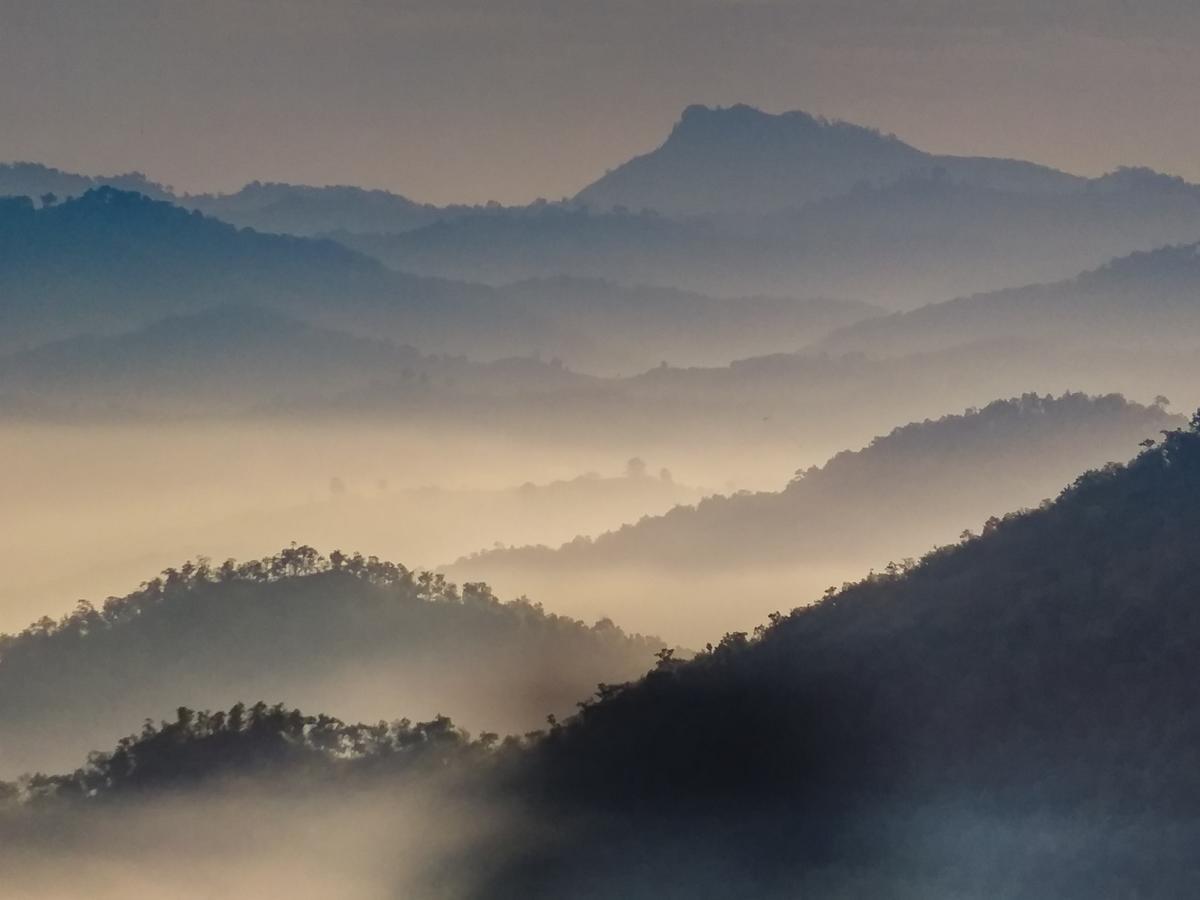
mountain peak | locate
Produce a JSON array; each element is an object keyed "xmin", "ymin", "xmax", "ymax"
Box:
[
  {"xmin": 575, "ymin": 103, "xmax": 1083, "ymax": 215},
  {"xmin": 676, "ymin": 102, "xmax": 798, "ymax": 127},
  {"xmin": 574, "ymin": 103, "xmax": 928, "ymax": 214},
  {"xmin": 663, "ymin": 103, "xmax": 895, "ymax": 154}
]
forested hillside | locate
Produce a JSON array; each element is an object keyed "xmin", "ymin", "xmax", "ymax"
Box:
[
  {"xmin": 12, "ymin": 416, "xmax": 1200, "ymax": 900},
  {"xmin": 0, "ymin": 548, "xmax": 663, "ymax": 777},
  {"xmin": 0, "ymin": 188, "xmax": 873, "ymax": 371},
  {"xmin": 471, "ymin": 412, "xmax": 1200, "ymax": 898}
]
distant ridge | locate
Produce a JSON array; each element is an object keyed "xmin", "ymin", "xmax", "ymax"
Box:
[
  {"xmin": 822, "ymin": 239, "xmax": 1200, "ymax": 356},
  {"xmin": 0, "ymin": 161, "xmax": 174, "ymax": 203},
  {"xmin": 449, "ymin": 393, "xmax": 1177, "ymax": 641}
]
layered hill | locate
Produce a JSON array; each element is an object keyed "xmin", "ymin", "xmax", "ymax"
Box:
[
  {"xmin": 0, "ymin": 161, "xmax": 522, "ymax": 236},
  {"xmin": 475, "ymin": 412, "xmax": 1200, "ymax": 898},
  {"xmin": 574, "ymin": 103, "xmax": 1084, "ymax": 215},
  {"xmin": 0, "ymin": 189, "xmax": 873, "ymax": 371},
  {"xmin": 0, "ymin": 162, "xmax": 174, "ymax": 203},
  {"xmin": 0, "ymin": 304, "xmax": 591, "ymax": 416},
  {"xmin": 0, "ymin": 187, "xmax": 410, "ymax": 351},
  {"xmin": 0, "ymin": 548, "xmax": 665, "ymax": 778},
  {"xmin": 187, "ymin": 181, "xmax": 459, "ymax": 235},
  {"xmin": 824, "ymin": 239, "xmax": 1200, "ymax": 356},
  {"xmin": 449, "ymin": 394, "xmax": 1179, "ymax": 642},
  {"xmin": 14, "ymin": 416, "xmax": 1200, "ymax": 899}
]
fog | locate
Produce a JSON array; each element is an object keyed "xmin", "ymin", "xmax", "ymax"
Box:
[
  {"xmin": 0, "ymin": 776, "xmax": 513, "ymax": 900},
  {"xmin": 449, "ymin": 393, "xmax": 1177, "ymax": 644},
  {"xmin": 0, "ymin": 420, "xmax": 736, "ymax": 632}
]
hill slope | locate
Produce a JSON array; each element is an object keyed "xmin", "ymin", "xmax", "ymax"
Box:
[
  {"xmin": 14, "ymin": 415, "xmax": 1200, "ymax": 899},
  {"xmin": 450, "ymin": 393, "xmax": 1178, "ymax": 642},
  {"xmin": 0, "ymin": 187, "xmax": 410, "ymax": 350},
  {"xmin": 478, "ymin": 412, "xmax": 1200, "ymax": 898},
  {"xmin": 359, "ymin": 168, "xmax": 1200, "ymax": 306},
  {"xmin": 0, "ymin": 548, "xmax": 664, "ymax": 778},
  {"xmin": 0, "ymin": 189, "xmax": 875, "ymax": 371},
  {"xmin": 0, "ymin": 304, "xmax": 592, "ymax": 415},
  {"xmin": 0, "ymin": 162, "xmax": 174, "ymax": 203},
  {"xmin": 824, "ymin": 239, "xmax": 1200, "ymax": 356}
]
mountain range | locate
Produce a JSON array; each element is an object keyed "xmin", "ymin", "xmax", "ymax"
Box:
[
  {"xmin": 823, "ymin": 239, "xmax": 1200, "ymax": 356},
  {"xmin": 9, "ymin": 105, "xmax": 1200, "ymax": 307},
  {"xmin": 0, "ymin": 188, "xmax": 876, "ymax": 371},
  {"xmin": 574, "ymin": 102, "xmax": 1087, "ymax": 215}
]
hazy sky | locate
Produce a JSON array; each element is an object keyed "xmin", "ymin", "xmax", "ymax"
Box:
[{"xmin": 3, "ymin": 0, "xmax": 1199, "ymax": 204}]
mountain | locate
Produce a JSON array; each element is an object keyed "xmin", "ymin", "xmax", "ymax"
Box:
[
  {"xmin": 486, "ymin": 276, "xmax": 879, "ymax": 371},
  {"xmin": 0, "ymin": 188, "xmax": 875, "ymax": 371},
  {"xmin": 574, "ymin": 103, "xmax": 1085, "ymax": 216},
  {"xmin": 0, "ymin": 547, "xmax": 665, "ymax": 778},
  {"xmin": 14, "ymin": 148, "xmax": 1200, "ymax": 311},
  {"xmin": 470, "ymin": 413, "xmax": 1200, "ymax": 898},
  {"xmin": 15, "ymin": 415, "xmax": 1200, "ymax": 899},
  {"xmin": 0, "ymin": 187, "xmax": 410, "ymax": 351},
  {"xmin": 449, "ymin": 394, "xmax": 1179, "ymax": 643},
  {"xmin": 0, "ymin": 162, "xmax": 174, "ymax": 204},
  {"xmin": 0, "ymin": 162, "xmax": 477, "ymax": 234},
  {"xmin": 352, "ymin": 168, "xmax": 1200, "ymax": 306},
  {"xmin": 823, "ymin": 239, "xmax": 1200, "ymax": 357},
  {"xmin": 0, "ymin": 304, "xmax": 592, "ymax": 416},
  {"xmin": 0, "ymin": 161, "xmax": 554, "ymax": 236},
  {"xmin": 187, "ymin": 181, "xmax": 478, "ymax": 236}
]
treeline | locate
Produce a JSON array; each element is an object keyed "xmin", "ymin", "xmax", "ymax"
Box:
[
  {"xmin": 4, "ymin": 544, "xmax": 451, "ymax": 648},
  {"xmin": 0, "ymin": 547, "xmax": 663, "ymax": 778},
  {"xmin": 16, "ymin": 702, "xmax": 503, "ymax": 803}
]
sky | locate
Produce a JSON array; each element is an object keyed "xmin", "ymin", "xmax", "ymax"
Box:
[{"xmin": 2, "ymin": 0, "xmax": 1199, "ymax": 204}]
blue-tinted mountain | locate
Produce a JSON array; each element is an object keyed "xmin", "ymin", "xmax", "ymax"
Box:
[
  {"xmin": 0, "ymin": 188, "xmax": 413, "ymax": 351},
  {"xmin": 0, "ymin": 162, "xmax": 174, "ymax": 204},
  {"xmin": 574, "ymin": 103, "xmax": 1085, "ymax": 215},
  {"xmin": 187, "ymin": 181, "xmax": 479, "ymax": 236},
  {"xmin": 824, "ymin": 239, "xmax": 1200, "ymax": 356},
  {"xmin": 0, "ymin": 304, "xmax": 593, "ymax": 416}
]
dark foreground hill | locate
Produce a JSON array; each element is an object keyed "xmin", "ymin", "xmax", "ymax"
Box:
[
  {"xmin": 0, "ymin": 548, "xmax": 663, "ymax": 778},
  {"xmin": 473, "ymin": 411, "xmax": 1200, "ymax": 898},
  {"xmin": 11, "ymin": 416, "xmax": 1200, "ymax": 899},
  {"xmin": 354, "ymin": 165, "xmax": 1200, "ymax": 307}
]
